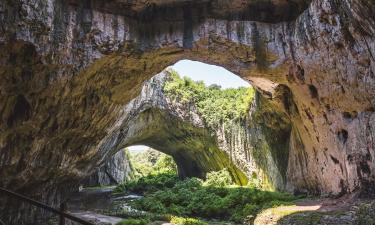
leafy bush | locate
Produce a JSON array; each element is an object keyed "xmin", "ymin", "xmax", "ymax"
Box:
[
  {"xmin": 110, "ymin": 210, "xmax": 169, "ymax": 222},
  {"xmin": 170, "ymin": 216, "xmax": 209, "ymax": 225},
  {"xmin": 115, "ymin": 219, "xmax": 149, "ymax": 225},
  {"xmin": 120, "ymin": 170, "xmax": 296, "ymax": 223},
  {"xmin": 154, "ymin": 154, "xmax": 177, "ymax": 173},
  {"xmin": 203, "ymin": 168, "xmax": 233, "ymax": 187},
  {"xmin": 127, "ymin": 148, "xmax": 177, "ymax": 178},
  {"xmin": 115, "ymin": 172, "xmax": 179, "ymax": 194},
  {"xmin": 163, "ymin": 70, "xmax": 255, "ymax": 127}
]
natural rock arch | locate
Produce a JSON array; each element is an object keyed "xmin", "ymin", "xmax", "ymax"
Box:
[
  {"xmin": 87, "ymin": 72, "xmax": 252, "ymax": 185},
  {"xmin": 121, "ymin": 106, "xmax": 247, "ymax": 182},
  {"xmin": 87, "ymin": 70, "xmax": 293, "ymax": 191},
  {"xmin": 0, "ymin": 35, "xmax": 283, "ymax": 192}
]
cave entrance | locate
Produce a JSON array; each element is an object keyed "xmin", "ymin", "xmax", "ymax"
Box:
[
  {"xmin": 170, "ymin": 59, "xmax": 251, "ymax": 89},
  {"xmin": 117, "ymin": 59, "xmax": 253, "ymax": 184},
  {"xmin": 127, "ymin": 145, "xmax": 178, "ymax": 177},
  {"xmin": 82, "ymin": 57, "xmax": 292, "ymax": 192},
  {"xmin": 88, "ymin": 59, "xmax": 254, "ymax": 188}
]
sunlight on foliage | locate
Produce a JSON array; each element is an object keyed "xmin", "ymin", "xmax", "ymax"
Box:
[
  {"xmin": 115, "ymin": 219, "xmax": 149, "ymax": 225},
  {"xmin": 203, "ymin": 168, "xmax": 233, "ymax": 187},
  {"xmin": 116, "ymin": 169, "xmax": 296, "ymax": 223},
  {"xmin": 163, "ymin": 70, "xmax": 255, "ymax": 127},
  {"xmin": 127, "ymin": 148, "xmax": 177, "ymax": 178},
  {"xmin": 170, "ymin": 216, "xmax": 209, "ymax": 225},
  {"xmin": 115, "ymin": 172, "xmax": 179, "ymax": 194}
]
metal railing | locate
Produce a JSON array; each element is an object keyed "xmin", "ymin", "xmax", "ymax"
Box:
[{"xmin": 0, "ymin": 187, "xmax": 94, "ymax": 225}]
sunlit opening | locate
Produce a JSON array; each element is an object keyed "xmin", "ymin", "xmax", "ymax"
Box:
[
  {"xmin": 130, "ymin": 60, "xmax": 251, "ymax": 153},
  {"xmin": 170, "ymin": 59, "xmax": 250, "ymax": 89}
]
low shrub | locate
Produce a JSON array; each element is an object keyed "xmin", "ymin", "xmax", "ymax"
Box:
[
  {"xmin": 115, "ymin": 219, "xmax": 149, "ymax": 225},
  {"xmin": 203, "ymin": 168, "xmax": 233, "ymax": 187},
  {"xmin": 115, "ymin": 172, "xmax": 179, "ymax": 194},
  {"xmin": 121, "ymin": 170, "xmax": 296, "ymax": 223},
  {"xmin": 170, "ymin": 216, "xmax": 209, "ymax": 225},
  {"xmin": 126, "ymin": 148, "xmax": 177, "ymax": 179}
]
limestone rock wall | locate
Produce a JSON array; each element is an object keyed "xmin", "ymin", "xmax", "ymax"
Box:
[
  {"xmin": 215, "ymin": 95, "xmax": 292, "ymax": 190},
  {"xmin": 84, "ymin": 149, "xmax": 132, "ymax": 187},
  {"xmin": 83, "ymin": 71, "xmax": 286, "ymax": 189},
  {"xmin": 99, "ymin": 72, "xmax": 249, "ymax": 184}
]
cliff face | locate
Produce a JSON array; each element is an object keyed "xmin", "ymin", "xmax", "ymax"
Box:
[
  {"xmin": 84, "ymin": 149, "xmax": 132, "ymax": 187},
  {"xmin": 0, "ymin": 0, "xmax": 374, "ymax": 224},
  {"xmin": 95, "ymin": 72, "xmax": 249, "ymax": 184},
  {"xmin": 84, "ymin": 71, "xmax": 286, "ymax": 190}
]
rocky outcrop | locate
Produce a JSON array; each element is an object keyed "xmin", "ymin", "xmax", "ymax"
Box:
[
  {"xmin": 0, "ymin": 0, "xmax": 374, "ymax": 224},
  {"xmin": 83, "ymin": 71, "xmax": 287, "ymax": 190},
  {"xmin": 97, "ymin": 72, "xmax": 248, "ymax": 184},
  {"xmin": 84, "ymin": 150, "xmax": 132, "ymax": 187}
]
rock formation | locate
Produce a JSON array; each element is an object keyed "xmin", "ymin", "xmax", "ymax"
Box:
[
  {"xmin": 83, "ymin": 70, "xmax": 290, "ymax": 191},
  {"xmin": 85, "ymin": 72, "xmax": 249, "ymax": 185},
  {"xmin": 84, "ymin": 149, "xmax": 132, "ymax": 187},
  {"xmin": 0, "ymin": 0, "xmax": 374, "ymax": 224}
]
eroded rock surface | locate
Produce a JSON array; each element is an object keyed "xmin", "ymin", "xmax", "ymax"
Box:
[
  {"xmin": 90, "ymin": 72, "xmax": 249, "ymax": 184},
  {"xmin": 84, "ymin": 71, "xmax": 291, "ymax": 191},
  {"xmin": 84, "ymin": 150, "xmax": 132, "ymax": 187},
  {"xmin": 83, "ymin": 70, "xmax": 291, "ymax": 190},
  {"xmin": 0, "ymin": 0, "xmax": 374, "ymax": 224}
]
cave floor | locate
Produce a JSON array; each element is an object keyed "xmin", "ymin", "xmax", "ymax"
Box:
[
  {"xmin": 66, "ymin": 187, "xmax": 375, "ymax": 225},
  {"xmin": 70, "ymin": 211, "xmax": 123, "ymax": 225},
  {"xmin": 255, "ymin": 193, "xmax": 375, "ymax": 225},
  {"xmin": 66, "ymin": 187, "xmax": 176, "ymax": 225},
  {"xmin": 66, "ymin": 186, "xmax": 144, "ymax": 225}
]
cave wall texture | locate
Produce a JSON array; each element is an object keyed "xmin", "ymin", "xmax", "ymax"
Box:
[
  {"xmin": 121, "ymin": 72, "xmax": 292, "ymax": 190},
  {"xmin": 83, "ymin": 70, "xmax": 291, "ymax": 192},
  {"xmin": 0, "ymin": 0, "xmax": 374, "ymax": 224},
  {"xmin": 83, "ymin": 149, "xmax": 132, "ymax": 187}
]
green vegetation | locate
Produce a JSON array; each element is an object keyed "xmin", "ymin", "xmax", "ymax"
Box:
[
  {"xmin": 113, "ymin": 77, "xmax": 291, "ymax": 224},
  {"xmin": 116, "ymin": 169, "xmax": 296, "ymax": 224},
  {"xmin": 115, "ymin": 219, "xmax": 149, "ymax": 225},
  {"xmin": 170, "ymin": 216, "xmax": 209, "ymax": 225},
  {"xmin": 115, "ymin": 148, "xmax": 178, "ymax": 193},
  {"xmin": 126, "ymin": 148, "xmax": 177, "ymax": 178},
  {"xmin": 203, "ymin": 168, "xmax": 233, "ymax": 187},
  {"xmin": 113, "ymin": 216, "xmax": 209, "ymax": 225},
  {"xmin": 115, "ymin": 172, "xmax": 179, "ymax": 194},
  {"xmin": 163, "ymin": 70, "xmax": 255, "ymax": 127},
  {"xmin": 354, "ymin": 203, "xmax": 375, "ymax": 225}
]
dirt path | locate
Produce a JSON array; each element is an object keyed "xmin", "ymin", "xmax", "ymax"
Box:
[
  {"xmin": 70, "ymin": 210, "xmax": 123, "ymax": 225},
  {"xmin": 66, "ymin": 186, "xmax": 143, "ymax": 225},
  {"xmin": 254, "ymin": 193, "xmax": 375, "ymax": 225}
]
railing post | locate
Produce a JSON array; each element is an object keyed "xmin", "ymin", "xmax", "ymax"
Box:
[{"xmin": 59, "ymin": 202, "xmax": 66, "ymax": 225}]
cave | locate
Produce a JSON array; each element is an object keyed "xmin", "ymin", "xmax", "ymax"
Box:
[
  {"xmin": 1, "ymin": 0, "xmax": 375, "ymax": 224},
  {"xmin": 82, "ymin": 60, "xmax": 256, "ymax": 187}
]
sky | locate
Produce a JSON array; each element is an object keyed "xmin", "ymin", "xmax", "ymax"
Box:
[
  {"xmin": 169, "ymin": 60, "xmax": 250, "ymax": 89},
  {"xmin": 128, "ymin": 145, "xmax": 149, "ymax": 153},
  {"xmin": 128, "ymin": 60, "xmax": 250, "ymax": 152}
]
